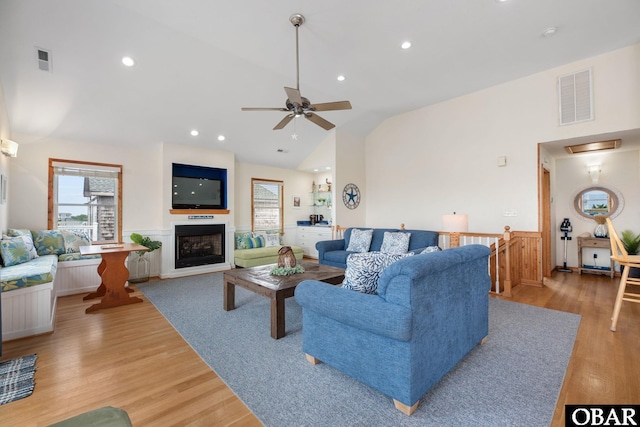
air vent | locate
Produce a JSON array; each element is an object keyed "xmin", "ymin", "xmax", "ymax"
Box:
[
  {"xmin": 36, "ymin": 47, "xmax": 52, "ymax": 72},
  {"xmin": 558, "ymin": 68, "xmax": 592, "ymax": 125}
]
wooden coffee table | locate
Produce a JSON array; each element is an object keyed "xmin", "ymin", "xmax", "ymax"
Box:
[{"xmin": 223, "ymin": 260, "xmax": 345, "ymax": 339}]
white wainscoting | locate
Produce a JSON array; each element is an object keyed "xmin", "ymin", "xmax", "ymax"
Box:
[
  {"xmin": 56, "ymin": 258, "xmax": 103, "ymax": 297},
  {"xmin": 1, "ymin": 281, "xmax": 56, "ymax": 341}
]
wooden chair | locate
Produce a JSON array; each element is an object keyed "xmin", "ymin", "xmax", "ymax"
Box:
[{"xmin": 606, "ymin": 218, "xmax": 640, "ymax": 331}]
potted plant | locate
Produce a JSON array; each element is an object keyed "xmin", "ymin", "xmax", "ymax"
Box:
[
  {"xmin": 619, "ymin": 229, "xmax": 640, "ymax": 278},
  {"xmin": 128, "ymin": 233, "xmax": 162, "ymax": 283}
]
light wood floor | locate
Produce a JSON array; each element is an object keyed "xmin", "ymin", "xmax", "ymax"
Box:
[{"xmin": 0, "ymin": 271, "xmax": 638, "ymax": 426}]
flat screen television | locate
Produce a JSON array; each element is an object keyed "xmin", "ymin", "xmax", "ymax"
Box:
[{"xmin": 172, "ymin": 163, "xmax": 227, "ymax": 209}]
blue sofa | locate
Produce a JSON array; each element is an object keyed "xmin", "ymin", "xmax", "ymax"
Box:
[
  {"xmin": 315, "ymin": 227, "xmax": 439, "ymax": 269},
  {"xmin": 295, "ymin": 244, "xmax": 492, "ymax": 415}
]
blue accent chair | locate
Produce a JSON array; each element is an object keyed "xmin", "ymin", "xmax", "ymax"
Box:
[{"xmin": 295, "ymin": 244, "xmax": 492, "ymax": 415}]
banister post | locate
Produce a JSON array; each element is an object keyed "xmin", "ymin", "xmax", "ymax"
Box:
[
  {"xmin": 450, "ymin": 232, "xmax": 460, "ymax": 248},
  {"xmin": 503, "ymin": 226, "xmax": 512, "ymax": 297}
]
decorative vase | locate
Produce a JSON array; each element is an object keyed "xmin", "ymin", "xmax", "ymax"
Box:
[
  {"xmin": 594, "ymin": 223, "xmax": 608, "ymax": 238},
  {"xmin": 128, "ymin": 251, "xmax": 150, "ymax": 283}
]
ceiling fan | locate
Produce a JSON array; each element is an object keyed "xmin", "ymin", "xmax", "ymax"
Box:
[{"xmin": 241, "ymin": 13, "xmax": 352, "ymax": 131}]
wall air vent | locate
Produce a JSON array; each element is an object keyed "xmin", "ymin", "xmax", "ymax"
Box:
[
  {"xmin": 558, "ymin": 68, "xmax": 592, "ymax": 125},
  {"xmin": 36, "ymin": 47, "xmax": 52, "ymax": 72}
]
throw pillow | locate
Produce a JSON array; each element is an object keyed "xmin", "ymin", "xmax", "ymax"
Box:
[
  {"xmin": 6, "ymin": 228, "xmax": 31, "ymax": 238},
  {"xmin": 380, "ymin": 231, "xmax": 411, "ymax": 254},
  {"xmin": 242, "ymin": 235, "xmax": 264, "ymax": 249},
  {"xmin": 262, "ymin": 233, "xmax": 281, "ymax": 248},
  {"xmin": 31, "ymin": 229, "xmax": 66, "ymax": 256},
  {"xmin": 235, "ymin": 232, "xmax": 253, "ymax": 249},
  {"xmin": 341, "ymin": 252, "xmax": 414, "ymax": 294},
  {"xmin": 61, "ymin": 230, "xmax": 92, "ymax": 253},
  {"xmin": 2, "ymin": 233, "xmax": 39, "ymax": 260},
  {"xmin": 422, "ymin": 245, "xmax": 442, "ymax": 254},
  {"xmin": 0, "ymin": 238, "xmax": 32, "ymax": 267},
  {"xmin": 346, "ymin": 228, "xmax": 374, "ymax": 253}
]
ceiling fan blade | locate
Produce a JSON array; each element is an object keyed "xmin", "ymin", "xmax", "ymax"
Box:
[
  {"xmin": 273, "ymin": 114, "xmax": 295, "ymax": 130},
  {"xmin": 310, "ymin": 101, "xmax": 352, "ymax": 111},
  {"xmin": 284, "ymin": 87, "xmax": 303, "ymax": 105},
  {"xmin": 305, "ymin": 113, "xmax": 335, "ymax": 130},
  {"xmin": 241, "ymin": 107, "xmax": 288, "ymax": 111}
]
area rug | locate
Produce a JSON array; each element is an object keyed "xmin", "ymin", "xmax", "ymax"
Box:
[
  {"xmin": 138, "ymin": 274, "xmax": 581, "ymax": 427},
  {"xmin": 0, "ymin": 354, "xmax": 37, "ymax": 405}
]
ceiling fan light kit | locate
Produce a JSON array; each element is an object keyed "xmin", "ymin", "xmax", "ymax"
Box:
[{"xmin": 241, "ymin": 13, "xmax": 352, "ymax": 131}]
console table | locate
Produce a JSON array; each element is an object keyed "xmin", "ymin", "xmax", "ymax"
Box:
[{"xmin": 577, "ymin": 236, "xmax": 614, "ymax": 278}]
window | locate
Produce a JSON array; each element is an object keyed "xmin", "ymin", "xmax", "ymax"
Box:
[
  {"xmin": 252, "ymin": 178, "xmax": 283, "ymax": 232},
  {"xmin": 48, "ymin": 159, "xmax": 123, "ymax": 243}
]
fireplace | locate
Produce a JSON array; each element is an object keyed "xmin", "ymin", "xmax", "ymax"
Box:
[{"xmin": 175, "ymin": 224, "xmax": 225, "ymax": 269}]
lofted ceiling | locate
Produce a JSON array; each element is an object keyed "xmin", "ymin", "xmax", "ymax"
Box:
[{"xmin": 1, "ymin": 0, "xmax": 640, "ymax": 170}]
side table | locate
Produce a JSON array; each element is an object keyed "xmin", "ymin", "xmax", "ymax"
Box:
[{"xmin": 577, "ymin": 236, "xmax": 614, "ymax": 278}]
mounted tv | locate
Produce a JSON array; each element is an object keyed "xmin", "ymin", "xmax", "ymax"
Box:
[{"xmin": 172, "ymin": 163, "xmax": 227, "ymax": 210}]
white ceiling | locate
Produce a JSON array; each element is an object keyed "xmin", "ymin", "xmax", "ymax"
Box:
[{"xmin": 1, "ymin": 0, "xmax": 640, "ymax": 170}]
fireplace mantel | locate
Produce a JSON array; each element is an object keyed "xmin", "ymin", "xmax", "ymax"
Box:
[{"xmin": 170, "ymin": 209, "xmax": 230, "ymax": 215}]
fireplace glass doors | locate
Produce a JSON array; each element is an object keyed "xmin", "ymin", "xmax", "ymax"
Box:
[{"xmin": 175, "ymin": 224, "xmax": 225, "ymax": 268}]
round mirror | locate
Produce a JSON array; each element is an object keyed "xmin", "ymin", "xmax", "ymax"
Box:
[{"xmin": 573, "ymin": 185, "xmax": 624, "ymax": 220}]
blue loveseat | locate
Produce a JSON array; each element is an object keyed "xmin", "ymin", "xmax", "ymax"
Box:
[
  {"xmin": 295, "ymin": 244, "xmax": 492, "ymax": 415},
  {"xmin": 316, "ymin": 227, "xmax": 439, "ymax": 269}
]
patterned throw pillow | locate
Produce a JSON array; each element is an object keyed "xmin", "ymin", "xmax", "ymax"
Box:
[
  {"xmin": 242, "ymin": 235, "xmax": 264, "ymax": 249},
  {"xmin": 31, "ymin": 230, "xmax": 66, "ymax": 256},
  {"xmin": 235, "ymin": 232, "xmax": 253, "ymax": 249},
  {"xmin": 346, "ymin": 228, "xmax": 374, "ymax": 252},
  {"xmin": 3, "ymin": 233, "xmax": 39, "ymax": 260},
  {"xmin": 341, "ymin": 252, "xmax": 414, "ymax": 294},
  {"xmin": 380, "ymin": 231, "xmax": 412, "ymax": 254},
  {"xmin": 0, "ymin": 238, "xmax": 32, "ymax": 266},
  {"xmin": 422, "ymin": 246, "xmax": 442, "ymax": 254},
  {"xmin": 60, "ymin": 230, "xmax": 92, "ymax": 253}
]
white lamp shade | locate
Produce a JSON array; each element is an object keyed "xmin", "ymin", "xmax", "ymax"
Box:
[{"xmin": 442, "ymin": 213, "xmax": 468, "ymax": 232}]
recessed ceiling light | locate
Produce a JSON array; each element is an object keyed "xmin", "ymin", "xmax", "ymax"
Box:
[
  {"xmin": 495, "ymin": 0, "xmax": 509, "ymax": 3},
  {"xmin": 337, "ymin": 75, "xmax": 346, "ymax": 81},
  {"xmin": 542, "ymin": 27, "xmax": 558, "ymax": 37},
  {"xmin": 401, "ymin": 41, "xmax": 412, "ymax": 50},
  {"xmin": 121, "ymin": 56, "xmax": 135, "ymax": 67},
  {"xmin": 217, "ymin": 135, "xmax": 226, "ymax": 141},
  {"xmin": 325, "ymin": 166, "xmax": 331, "ymax": 170},
  {"xmin": 190, "ymin": 130, "xmax": 199, "ymax": 136},
  {"xmin": 313, "ymin": 169, "xmax": 319, "ymax": 172}
]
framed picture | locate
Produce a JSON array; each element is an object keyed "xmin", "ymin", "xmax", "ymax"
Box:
[
  {"xmin": 292, "ymin": 195, "xmax": 301, "ymax": 208},
  {"xmin": 0, "ymin": 175, "xmax": 6, "ymax": 204}
]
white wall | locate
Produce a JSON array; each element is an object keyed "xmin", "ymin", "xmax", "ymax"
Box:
[
  {"xmin": 365, "ymin": 44, "xmax": 640, "ymax": 233},
  {"xmin": 9, "ymin": 137, "xmax": 163, "ymax": 231},
  {"xmin": 0, "ymin": 81, "xmax": 10, "ymax": 233},
  {"xmin": 335, "ymin": 129, "xmax": 366, "ymax": 228}
]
